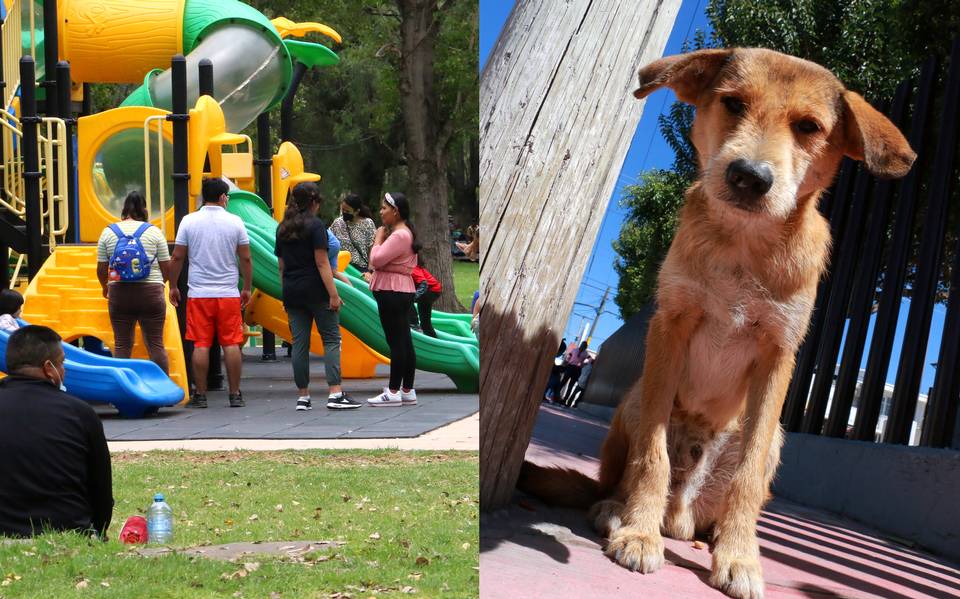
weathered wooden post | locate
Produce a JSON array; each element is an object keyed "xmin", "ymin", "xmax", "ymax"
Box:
[{"xmin": 479, "ymin": 0, "xmax": 681, "ymax": 509}]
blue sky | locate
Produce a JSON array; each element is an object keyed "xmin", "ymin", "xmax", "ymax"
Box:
[{"xmin": 481, "ymin": 0, "xmax": 712, "ymax": 347}]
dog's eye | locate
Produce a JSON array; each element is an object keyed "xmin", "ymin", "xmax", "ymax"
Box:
[
  {"xmin": 721, "ymin": 96, "xmax": 745, "ymax": 115},
  {"xmin": 796, "ymin": 120, "xmax": 820, "ymax": 134}
]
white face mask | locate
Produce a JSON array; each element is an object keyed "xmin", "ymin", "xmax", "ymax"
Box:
[{"xmin": 45, "ymin": 360, "xmax": 66, "ymax": 393}]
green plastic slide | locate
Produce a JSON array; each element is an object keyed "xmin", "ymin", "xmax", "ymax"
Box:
[{"xmin": 227, "ymin": 191, "xmax": 479, "ymax": 392}]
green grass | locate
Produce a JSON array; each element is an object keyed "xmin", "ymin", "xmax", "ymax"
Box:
[
  {"xmin": 452, "ymin": 262, "xmax": 479, "ymax": 309},
  {"xmin": 0, "ymin": 450, "xmax": 478, "ymax": 598}
]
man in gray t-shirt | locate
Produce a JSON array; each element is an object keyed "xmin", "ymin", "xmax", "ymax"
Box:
[{"xmin": 168, "ymin": 178, "xmax": 252, "ymax": 409}]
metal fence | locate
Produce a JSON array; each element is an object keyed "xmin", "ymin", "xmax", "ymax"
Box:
[{"xmin": 781, "ymin": 37, "xmax": 960, "ymax": 449}]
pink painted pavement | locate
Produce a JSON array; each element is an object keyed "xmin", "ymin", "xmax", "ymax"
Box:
[{"xmin": 481, "ymin": 404, "xmax": 960, "ymax": 598}]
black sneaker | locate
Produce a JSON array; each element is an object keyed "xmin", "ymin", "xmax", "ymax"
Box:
[
  {"xmin": 228, "ymin": 391, "xmax": 245, "ymax": 408},
  {"xmin": 186, "ymin": 393, "xmax": 207, "ymax": 409},
  {"xmin": 296, "ymin": 397, "xmax": 312, "ymax": 411},
  {"xmin": 327, "ymin": 393, "xmax": 362, "ymax": 410}
]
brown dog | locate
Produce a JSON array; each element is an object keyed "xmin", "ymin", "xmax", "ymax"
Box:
[{"xmin": 519, "ymin": 48, "xmax": 915, "ymax": 599}]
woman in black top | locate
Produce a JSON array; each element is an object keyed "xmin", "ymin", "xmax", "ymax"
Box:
[{"xmin": 275, "ymin": 182, "xmax": 360, "ymax": 410}]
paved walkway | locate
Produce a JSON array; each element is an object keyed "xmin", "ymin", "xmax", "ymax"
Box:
[
  {"xmin": 99, "ymin": 351, "xmax": 477, "ymax": 446},
  {"xmin": 481, "ymin": 404, "xmax": 960, "ymax": 598}
]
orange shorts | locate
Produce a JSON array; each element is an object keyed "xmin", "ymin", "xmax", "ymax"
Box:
[{"xmin": 185, "ymin": 297, "xmax": 244, "ymax": 348}]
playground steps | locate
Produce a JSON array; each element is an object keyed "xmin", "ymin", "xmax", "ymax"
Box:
[{"xmin": 20, "ymin": 245, "xmax": 189, "ymax": 399}]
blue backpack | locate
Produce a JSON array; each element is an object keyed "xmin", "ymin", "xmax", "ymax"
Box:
[{"xmin": 108, "ymin": 223, "xmax": 155, "ymax": 281}]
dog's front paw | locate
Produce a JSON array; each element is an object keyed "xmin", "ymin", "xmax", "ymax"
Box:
[
  {"xmin": 588, "ymin": 499, "xmax": 624, "ymax": 537},
  {"xmin": 710, "ymin": 551, "xmax": 765, "ymax": 599},
  {"xmin": 663, "ymin": 505, "xmax": 696, "ymax": 540},
  {"xmin": 604, "ymin": 527, "xmax": 664, "ymax": 573}
]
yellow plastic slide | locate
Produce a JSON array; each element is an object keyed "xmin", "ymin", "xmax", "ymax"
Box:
[
  {"xmin": 243, "ymin": 290, "xmax": 388, "ymax": 379},
  {"xmin": 20, "ymin": 246, "xmax": 189, "ymax": 400}
]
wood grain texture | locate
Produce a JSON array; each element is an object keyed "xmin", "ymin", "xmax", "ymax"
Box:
[{"xmin": 479, "ymin": 0, "xmax": 681, "ymax": 509}]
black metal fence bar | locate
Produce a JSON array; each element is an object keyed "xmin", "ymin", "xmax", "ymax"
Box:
[
  {"xmin": 825, "ymin": 88, "xmax": 911, "ymax": 438},
  {"xmin": 803, "ymin": 163, "xmax": 874, "ymax": 434},
  {"xmin": 20, "ymin": 57, "xmax": 44, "ymax": 278},
  {"xmin": 925, "ymin": 231, "xmax": 960, "ymax": 447},
  {"xmin": 852, "ymin": 57, "xmax": 938, "ymax": 442},
  {"xmin": 782, "ymin": 160, "xmax": 856, "ymax": 431},
  {"xmin": 886, "ymin": 37, "xmax": 960, "ymax": 445}
]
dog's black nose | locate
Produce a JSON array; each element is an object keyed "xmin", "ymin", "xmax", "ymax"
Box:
[{"xmin": 725, "ymin": 159, "xmax": 774, "ymax": 200}]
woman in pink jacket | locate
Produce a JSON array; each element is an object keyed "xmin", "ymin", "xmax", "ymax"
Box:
[{"xmin": 367, "ymin": 192, "xmax": 420, "ymax": 407}]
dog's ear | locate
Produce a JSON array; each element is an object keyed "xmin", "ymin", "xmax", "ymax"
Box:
[
  {"xmin": 633, "ymin": 49, "xmax": 733, "ymax": 103},
  {"xmin": 842, "ymin": 91, "xmax": 916, "ymax": 179}
]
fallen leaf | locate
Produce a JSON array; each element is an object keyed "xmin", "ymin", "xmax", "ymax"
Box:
[
  {"xmin": 243, "ymin": 562, "xmax": 260, "ymax": 572},
  {"xmin": 461, "ymin": 542, "xmax": 470, "ymax": 550},
  {"xmin": 415, "ymin": 556, "xmax": 429, "ymax": 566},
  {"xmin": 408, "ymin": 573, "xmax": 422, "ymax": 581},
  {"xmin": 224, "ymin": 518, "xmax": 234, "ymax": 526},
  {"xmin": 292, "ymin": 501, "xmax": 300, "ymax": 506},
  {"xmin": 101, "ymin": 581, "xmax": 111, "ymax": 587},
  {"xmin": 248, "ymin": 514, "xmax": 259, "ymax": 521},
  {"xmin": 270, "ymin": 593, "xmax": 282, "ymax": 599},
  {"xmin": 75, "ymin": 578, "xmax": 89, "ymax": 589},
  {"xmin": 275, "ymin": 504, "xmax": 284, "ymax": 513},
  {"xmin": 368, "ymin": 532, "xmax": 381, "ymax": 540},
  {"xmin": 400, "ymin": 586, "xmax": 416, "ymax": 594}
]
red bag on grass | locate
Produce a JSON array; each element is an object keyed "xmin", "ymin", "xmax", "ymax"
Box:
[{"xmin": 119, "ymin": 516, "xmax": 148, "ymax": 544}]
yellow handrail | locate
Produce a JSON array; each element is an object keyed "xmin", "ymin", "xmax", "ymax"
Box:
[{"xmin": 144, "ymin": 115, "xmax": 168, "ymax": 237}]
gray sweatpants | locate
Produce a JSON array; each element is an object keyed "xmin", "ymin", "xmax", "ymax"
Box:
[{"xmin": 286, "ymin": 301, "xmax": 341, "ymax": 390}]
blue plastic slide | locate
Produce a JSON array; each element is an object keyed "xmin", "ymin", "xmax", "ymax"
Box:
[{"xmin": 0, "ymin": 322, "xmax": 184, "ymax": 418}]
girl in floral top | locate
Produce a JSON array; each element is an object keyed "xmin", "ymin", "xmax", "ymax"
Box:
[{"xmin": 329, "ymin": 192, "xmax": 376, "ymax": 273}]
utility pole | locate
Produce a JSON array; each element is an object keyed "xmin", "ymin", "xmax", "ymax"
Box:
[{"xmin": 586, "ymin": 286, "xmax": 610, "ymax": 345}]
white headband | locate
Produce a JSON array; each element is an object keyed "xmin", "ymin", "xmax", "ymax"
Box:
[{"xmin": 384, "ymin": 193, "xmax": 397, "ymax": 209}]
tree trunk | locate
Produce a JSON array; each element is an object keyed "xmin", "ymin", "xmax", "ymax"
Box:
[
  {"xmin": 396, "ymin": 0, "xmax": 465, "ymax": 312},
  {"xmin": 479, "ymin": 0, "xmax": 681, "ymax": 510}
]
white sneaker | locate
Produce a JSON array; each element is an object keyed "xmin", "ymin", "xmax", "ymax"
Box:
[
  {"xmin": 367, "ymin": 388, "xmax": 402, "ymax": 407},
  {"xmin": 296, "ymin": 396, "xmax": 312, "ymax": 411},
  {"xmin": 400, "ymin": 388, "xmax": 417, "ymax": 405}
]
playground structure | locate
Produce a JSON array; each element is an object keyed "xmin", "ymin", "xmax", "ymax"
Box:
[{"xmin": 0, "ymin": 0, "xmax": 479, "ymax": 416}]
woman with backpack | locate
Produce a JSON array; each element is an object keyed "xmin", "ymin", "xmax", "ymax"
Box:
[
  {"xmin": 329, "ymin": 192, "xmax": 376, "ymax": 276},
  {"xmin": 96, "ymin": 191, "xmax": 171, "ymax": 372}
]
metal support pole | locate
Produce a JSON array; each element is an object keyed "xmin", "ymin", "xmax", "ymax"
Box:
[
  {"xmin": 42, "ymin": 0, "xmax": 59, "ymax": 116},
  {"xmin": 196, "ymin": 58, "xmax": 223, "ymax": 387},
  {"xmin": 81, "ymin": 83, "xmax": 92, "ymax": 116},
  {"xmin": 280, "ymin": 62, "xmax": 309, "ymax": 141},
  {"xmin": 256, "ymin": 112, "xmax": 277, "ymax": 360},
  {"xmin": 198, "ymin": 58, "xmax": 214, "ymax": 96},
  {"xmin": 56, "ymin": 61, "xmax": 77, "ymax": 242},
  {"xmin": 168, "ymin": 55, "xmax": 193, "ymax": 386},
  {"xmin": 21, "ymin": 57, "xmax": 44, "ymax": 278}
]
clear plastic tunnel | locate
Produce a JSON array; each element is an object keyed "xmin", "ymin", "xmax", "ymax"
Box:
[{"xmin": 147, "ymin": 25, "xmax": 288, "ymax": 132}]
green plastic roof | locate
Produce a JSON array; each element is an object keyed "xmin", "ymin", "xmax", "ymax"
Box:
[{"xmin": 284, "ymin": 40, "xmax": 340, "ymax": 68}]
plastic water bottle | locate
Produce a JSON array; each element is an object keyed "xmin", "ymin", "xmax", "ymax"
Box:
[{"xmin": 147, "ymin": 493, "xmax": 173, "ymax": 544}]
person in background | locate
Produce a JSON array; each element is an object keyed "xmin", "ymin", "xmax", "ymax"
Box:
[
  {"xmin": 408, "ymin": 257, "xmax": 442, "ymax": 337},
  {"xmin": 96, "ymin": 191, "xmax": 171, "ymax": 372},
  {"xmin": 456, "ymin": 224, "xmax": 480, "ymax": 261},
  {"xmin": 168, "ymin": 178, "xmax": 252, "ymax": 409},
  {"xmin": 367, "ymin": 192, "xmax": 419, "ymax": 407},
  {"xmin": 0, "ymin": 289, "xmax": 24, "ymax": 331},
  {"xmin": 470, "ymin": 291, "xmax": 480, "ymax": 337},
  {"xmin": 326, "ymin": 226, "xmax": 354, "ymax": 286},
  {"xmin": 565, "ymin": 355, "xmax": 594, "ymax": 408},
  {"xmin": 275, "ymin": 182, "xmax": 360, "ymax": 411},
  {"xmin": 329, "ymin": 192, "xmax": 376, "ymax": 276},
  {"xmin": 559, "ymin": 340, "xmax": 589, "ymax": 398},
  {"xmin": 543, "ymin": 338, "xmax": 567, "ymax": 404},
  {"xmin": 0, "ymin": 326, "xmax": 113, "ymax": 539}
]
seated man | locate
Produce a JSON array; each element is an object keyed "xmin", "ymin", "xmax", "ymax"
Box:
[{"xmin": 0, "ymin": 326, "xmax": 113, "ymax": 538}]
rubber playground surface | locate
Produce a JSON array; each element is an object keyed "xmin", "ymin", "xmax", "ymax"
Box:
[{"xmin": 97, "ymin": 348, "xmax": 478, "ymax": 442}]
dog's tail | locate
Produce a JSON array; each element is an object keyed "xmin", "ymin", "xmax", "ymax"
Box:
[{"xmin": 516, "ymin": 461, "xmax": 601, "ymax": 508}]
